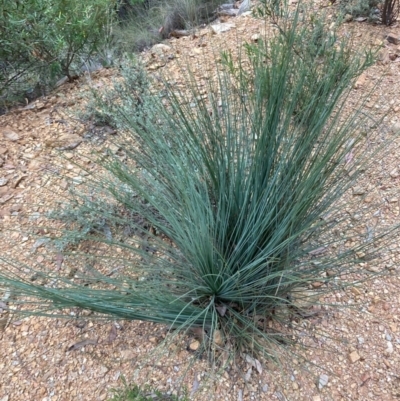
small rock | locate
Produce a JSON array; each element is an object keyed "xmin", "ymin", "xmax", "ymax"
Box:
[
  {"xmin": 385, "ymin": 333, "xmax": 392, "ymax": 341},
  {"xmin": 344, "ymin": 14, "xmax": 353, "ymax": 22},
  {"xmin": 357, "ymin": 337, "xmax": 364, "ymax": 345},
  {"xmin": 354, "ymin": 72, "xmax": 367, "ymax": 89},
  {"xmin": 349, "ymin": 351, "xmax": 360, "ymax": 363},
  {"xmin": 211, "ymin": 23, "xmax": 235, "ymax": 34},
  {"xmin": 251, "ymin": 33, "xmax": 260, "ymax": 42},
  {"xmin": 0, "ymin": 396, "xmax": 9, "ymax": 401},
  {"xmin": 0, "ymin": 193, "xmax": 13, "ymax": 205},
  {"xmin": 0, "ymin": 178, "xmax": 8, "ymax": 187},
  {"xmin": 10, "ymin": 204, "xmax": 21, "ymax": 212},
  {"xmin": 311, "ymin": 281, "xmax": 323, "ymax": 288},
  {"xmin": 97, "ymin": 365, "xmax": 109, "ymax": 377},
  {"xmin": 120, "ymin": 349, "xmax": 135, "ymax": 359},
  {"xmin": 384, "ymin": 341, "xmax": 393, "ymax": 355},
  {"xmin": 392, "ymin": 123, "xmax": 400, "ymax": 134},
  {"xmin": 387, "ymin": 35, "xmax": 400, "ymax": 45},
  {"xmin": 390, "ymin": 168, "xmax": 399, "ymax": 178},
  {"xmin": 189, "ymin": 340, "xmax": 200, "ymax": 351},
  {"xmin": 213, "ymin": 329, "xmax": 223, "ymax": 346},
  {"xmin": 60, "ymin": 179, "xmax": 69, "ymax": 190},
  {"xmin": 352, "ymin": 186, "xmax": 366, "ymax": 195},
  {"xmin": 313, "ymin": 396, "xmax": 321, "ymax": 401},
  {"xmin": 45, "ymin": 133, "xmax": 82, "ymax": 149},
  {"xmin": 262, "ymin": 384, "xmax": 269, "ymax": 393},
  {"xmin": 2, "ymin": 128, "xmax": 19, "ymax": 142},
  {"xmin": 72, "ymin": 176, "xmax": 84, "ymax": 185},
  {"xmin": 292, "ymin": 381, "xmax": 299, "ymax": 390},
  {"xmin": 108, "ymin": 143, "xmax": 120, "ymax": 154},
  {"xmin": 150, "ymin": 43, "xmax": 172, "ymax": 58},
  {"xmin": 366, "ymin": 265, "xmax": 380, "ymax": 273},
  {"xmin": 318, "ymin": 374, "xmax": 329, "ymax": 390}
]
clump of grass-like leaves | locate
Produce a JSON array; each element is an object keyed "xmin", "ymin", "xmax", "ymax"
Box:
[{"xmin": 0, "ymin": 8, "xmax": 397, "ymax": 372}]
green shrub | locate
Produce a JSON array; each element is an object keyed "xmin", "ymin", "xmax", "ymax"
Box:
[
  {"xmin": 112, "ymin": 0, "xmax": 221, "ymax": 52},
  {"xmin": 339, "ymin": 0, "xmax": 380, "ymax": 20},
  {"xmin": 0, "ymin": 0, "xmax": 116, "ymax": 105},
  {"xmin": 0, "ymin": 5, "xmax": 397, "ymax": 380}
]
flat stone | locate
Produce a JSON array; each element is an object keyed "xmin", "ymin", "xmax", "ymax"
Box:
[
  {"xmin": 44, "ymin": 133, "xmax": 82, "ymax": 149},
  {"xmin": 1, "ymin": 128, "xmax": 19, "ymax": 141},
  {"xmin": 353, "ymin": 186, "xmax": 366, "ymax": 195},
  {"xmin": 211, "ymin": 23, "xmax": 236, "ymax": 35},
  {"xmin": 349, "ymin": 351, "xmax": 360, "ymax": 363},
  {"xmin": 387, "ymin": 35, "xmax": 400, "ymax": 45},
  {"xmin": 318, "ymin": 374, "xmax": 329, "ymax": 389}
]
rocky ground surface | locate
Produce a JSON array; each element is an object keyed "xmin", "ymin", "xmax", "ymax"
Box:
[{"xmin": 1, "ymin": 3, "xmax": 400, "ymax": 401}]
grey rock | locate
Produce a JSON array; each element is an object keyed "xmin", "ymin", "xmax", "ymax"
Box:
[{"xmin": 318, "ymin": 374, "xmax": 329, "ymax": 389}]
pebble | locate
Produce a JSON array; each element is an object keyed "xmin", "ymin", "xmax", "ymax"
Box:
[
  {"xmin": 262, "ymin": 384, "xmax": 269, "ymax": 393},
  {"xmin": 357, "ymin": 337, "xmax": 365, "ymax": 344},
  {"xmin": 189, "ymin": 340, "xmax": 200, "ymax": 351},
  {"xmin": 318, "ymin": 374, "xmax": 329, "ymax": 389},
  {"xmin": 349, "ymin": 351, "xmax": 361, "ymax": 363},
  {"xmin": 352, "ymin": 186, "xmax": 366, "ymax": 195},
  {"xmin": 344, "ymin": 14, "xmax": 353, "ymax": 22},
  {"xmin": 385, "ymin": 333, "xmax": 392, "ymax": 341},
  {"xmin": 384, "ymin": 341, "xmax": 393, "ymax": 355}
]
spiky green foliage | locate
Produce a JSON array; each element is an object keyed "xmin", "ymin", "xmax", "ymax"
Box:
[
  {"xmin": 339, "ymin": 0, "xmax": 381, "ymax": 20},
  {"xmin": 111, "ymin": 0, "xmax": 222, "ymax": 52},
  {"xmin": 108, "ymin": 377, "xmax": 187, "ymax": 400},
  {"xmin": 0, "ymin": 9, "xmax": 397, "ymax": 367}
]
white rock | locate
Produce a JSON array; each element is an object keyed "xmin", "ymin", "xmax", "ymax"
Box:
[
  {"xmin": 211, "ymin": 23, "xmax": 236, "ymax": 34},
  {"xmin": 318, "ymin": 374, "xmax": 329, "ymax": 389}
]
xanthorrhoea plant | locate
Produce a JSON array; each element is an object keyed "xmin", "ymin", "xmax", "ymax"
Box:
[{"xmin": 0, "ymin": 8, "xmax": 396, "ymax": 365}]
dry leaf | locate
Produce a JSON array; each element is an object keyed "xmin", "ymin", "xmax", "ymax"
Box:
[
  {"xmin": 56, "ymin": 253, "xmax": 64, "ymax": 270},
  {"xmin": 67, "ymin": 338, "xmax": 97, "ymax": 351},
  {"xmin": 190, "ymin": 373, "xmax": 200, "ymax": 396},
  {"xmin": 244, "ymin": 354, "xmax": 263, "ymax": 374},
  {"xmin": 216, "ymin": 304, "xmax": 227, "ymax": 316},
  {"xmin": 108, "ymin": 324, "xmax": 117, "ymax": 343},
  {"xmin": 308, "ymin": 246, "xmax": 327, "ymax": 256}
]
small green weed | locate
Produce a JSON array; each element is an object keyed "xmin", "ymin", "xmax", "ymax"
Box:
[{"xmin": 108, "ymin": 379, "xmax": 187, "ymax": 401}]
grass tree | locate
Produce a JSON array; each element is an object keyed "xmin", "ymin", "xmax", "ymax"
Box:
[{"xmin": 0, "ymin": 4, "xmax": 397, "ymax": 379}]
